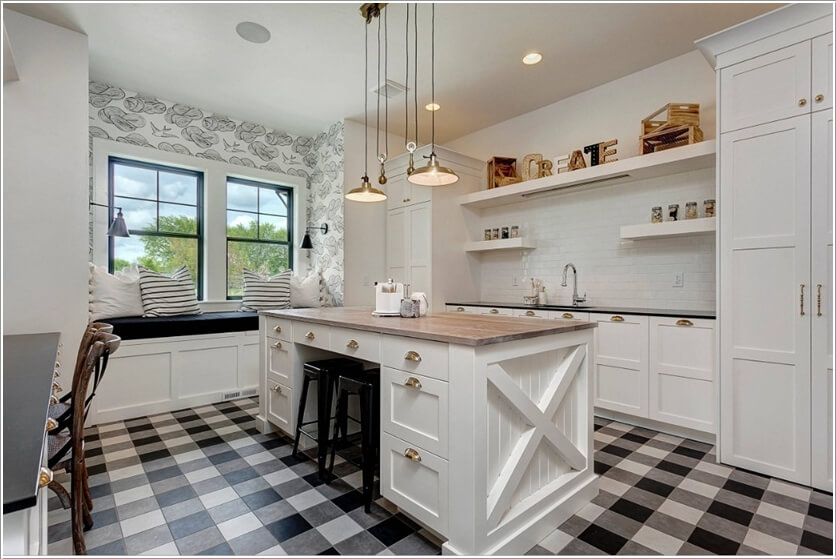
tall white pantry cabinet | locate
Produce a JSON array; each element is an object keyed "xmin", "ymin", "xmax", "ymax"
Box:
[{"xmin": 697, "ymin": 4, "xmax": 833, "ymax": 490}]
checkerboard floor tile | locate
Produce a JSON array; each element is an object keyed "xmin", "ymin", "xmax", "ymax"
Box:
[{"xmin": 48, "ymin": 402, "xmax": 832, "ymax": 556}]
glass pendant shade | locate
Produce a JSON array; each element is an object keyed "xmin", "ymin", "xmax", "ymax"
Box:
[
  {"xmin": 346, "ymin": 175, "xmax": 387, "ymax": 202},
  {"xmin": 106, "ymin": 210, "xmax": 130, "ymax": 237},
  {"xmin": 407, "ymin": 153, "xmax": 459, "ymax": 186}
]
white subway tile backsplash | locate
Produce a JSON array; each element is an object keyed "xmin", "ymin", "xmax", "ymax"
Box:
[{"xmin": 476, "ymin": 168, "xmax": 715, "ymax": 311}]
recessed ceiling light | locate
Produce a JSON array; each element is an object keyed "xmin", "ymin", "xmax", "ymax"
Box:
[
  {"xmin": 236, "ymin": 22, "xmax": 271, "ymax": 44},
  {"xmin": 522, "ymin": 52, "xmax": 543, "ymax": 65},
  {"xmin": 425, "ymin": 103, "xmax": 441, "ymax": 112}
]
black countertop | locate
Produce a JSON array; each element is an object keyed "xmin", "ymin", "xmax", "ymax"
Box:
[
  {"xmin": 3, "ymin": 333, "xmax": 60, "ymax": 514},
  {"xmin": 447, "ymin": 302, "xmax": 716, "ymax": 319}
]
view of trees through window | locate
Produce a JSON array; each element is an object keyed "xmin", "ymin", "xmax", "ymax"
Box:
[
  {"xmin": 109, "ymin": 158, "xmax": 202, "ymax": 297},
  {"xmin": 226, "ymin": 178, "xmax": 293, "ymax": 298}
]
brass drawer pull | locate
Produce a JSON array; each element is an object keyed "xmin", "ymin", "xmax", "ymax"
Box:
[
  {"xmin": 54, "ymin": 368, "xmax": 60, "ymax": 378},
  {"xmin": 346, "ymin": 339, "xmax": 359, "ymax": 350},
  {"xmin": 55, "ymin": 361, "xmax": 61, "ymax": 369},
  {"xmin": 404, "ymin": 377, "xmax": 422, "ymax": 389},
  {"xmin": 456, "ymin": 307, "xmax": 464, "ymax": 312},
  {"xmin": 800, "ymin": 284, "xmax": 806, "ymax": 316},
  {"xmin": 817, "ymin": 284, "xmax": 822, "ymax": 317},
  {"xmin": 562, "ymin": 312, "xmax": 574, "ymax": 319},
  {"xmin": 271, "ymin": 384, "xmax": 283, "ymax": 394},
  {"xmin": 273, "ymin": 341, "xmax": 282, "ymax": 349},
  {"xmin": 525, "ymin": 310, "xmax": 536, "ymax": 317},
  {"xmin": 49, "ymin": 395, "xmax": 59, "ymax": 405},
  {"xmin": 46, "ymin": 418, "xmax": 58, "ymax": 432},
  {"xmin": 799, "ymin": 98, "xmax": 807, "ymax": 107},
  {"xmin": 52, "ymin": 381, "xmax": 62, "ymax": 394},
  {"xmin": 676, "ymin": 319, "xmax": 693, "ymax": 327},
  {"xmin": 38, "ymin": 467, "xmax": 53, "ymax": 489},
  {"xmin": 815, "ymin": 94, "xmax": 825, "ymax": 103},
  {"xmin": 273, "ymin": 325, "xmax": 282, "ymax": 333},
  {"xmin": 610, "ymin": 315, "xmax": 624, "ymax": 322},
  {"xmin": 404, "ymin": 448, "xmax": 422, "ymax": 462},
  {"xmin": 305, "ymin": 331, "xmax": 315, "ymax": 340},
  {"xmin": 490, "ymin": 309, "xmax": 499, "ymax": 314},
  {"xmin": 404, "ymin": 350, "xmax": 422, "ymax": 362}
]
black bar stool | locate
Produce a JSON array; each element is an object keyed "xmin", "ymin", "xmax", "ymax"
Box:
[
  {"xmin": 327, "ymin": 368, "xmax": 380, "ymax": 512},
  {"xmin": 293, "ymin": 358, "xmax": 364, "ymax": 480}
]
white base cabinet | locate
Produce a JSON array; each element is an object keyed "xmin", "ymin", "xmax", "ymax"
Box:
[{"xmin": 591, "ymin": 313, "xmax": 650, "ymax": 418}]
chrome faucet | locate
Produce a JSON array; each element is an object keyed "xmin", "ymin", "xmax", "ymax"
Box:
[{"xmin": 561, "ymin": 263, "xmax": 587, "ymax": 306}]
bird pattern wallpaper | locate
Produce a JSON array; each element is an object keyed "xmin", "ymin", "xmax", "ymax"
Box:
[{"xmin": 88, "ymin": 81, "xmax": 344, "ymax": 305}]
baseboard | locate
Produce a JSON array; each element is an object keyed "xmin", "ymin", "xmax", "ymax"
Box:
[{"xmin": 595, "ymin": 408, "xmax": 716, "ymax": 444}]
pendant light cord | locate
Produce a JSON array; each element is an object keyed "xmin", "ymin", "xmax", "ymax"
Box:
[
  {"xmin": 404, "ymin": 4, "xmax": 409, "ymax": 144},
  {"xmin": 363, "ymin": 20, "xmax": 368, "ymax": 179},
  {"xmin": 384, "ymin": 6, "xmax": 388, "ymax": 158},
  {"xmin": 376, "ymin": 15, "xmax": 381, "ymax": 161},
  {"xmin": 431, "ymin": 2, "xmax": 435, "ymax": 152},
  {"xmin": 414, "ymin": 3, "xmax": 418, "ymax": 147}
]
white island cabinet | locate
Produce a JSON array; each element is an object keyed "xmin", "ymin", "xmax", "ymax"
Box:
[{"xmin": 258, "ymin": 307, "xmax": 597, "ymax": 556}]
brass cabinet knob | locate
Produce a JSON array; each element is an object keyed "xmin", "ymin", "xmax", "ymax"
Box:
[
  {"xmin": 676, "ymin": 319, "xmax": 693, "ymax": 327},
  {"xmin": 271, "ymin": 384, "xmax": 283, "ymax": 394},
  {"xmin": 273, "ymin": 325, "xmax": 282, "ymax": 333},
  {"xmin": 305, "ymin": 331, "xmax": 315, "ymax": 340},
  {"xmin": 38, "ymin": 467, "xmax": 54, "ymax": 489},
  {"xmin": 610, "ymin": 315, "xmax": 624, "ymax": 322},
  {"xmin": 456, "ymin": 307, "xmax": 464, "ymax": 312},
  {"xmin": 490, "ymin": 309, "xmax": 499, "ymax": 314},
  {"xmin": 404, "ymin": 377, "xmax": 422, "ymax": 390},
  {"xmin": 404, "ymin": 350, "xmax": 422, "ymax": 362},
  {"xmin": 562, "ymin": 313, "xmax": 574, "ymax": 319},
  {"xmin": 55, "ymin": 361, "xmax": 61, "ymax": 369},
  {"xmin": 272, "ymin": 341, "xmax": 282, "ymax": 349},
  {"xmin": 346, "ymin": 339, "xmax": 359, "ymax": 350},
  {"xmin": 525, "ymin": 310, "xmax": 535, "ymax": 317},
  {"xmin": 52, "ymin": 381, "xmax": 62, "ymax": 394},
  {"xmin": 799, "ymin": 98, "xmax": 807, "ymax": 107},
  {"xmin": 49, "ymin": 395, "xmax": 59, "ymax": 405},
  {"xmin": 46, "ymin": 417, "xmax": 58, "ymax": 432},
  {"xmin": 403, "ymin": 448, "xmax": 422, "ymax": 462},
  {"xmin": 815, "ymin": 94, "xmax": 824, "ymax": 103},
  {"xmin": 54, "ymin": 369, "xmax": 60, "ymax": 378}
]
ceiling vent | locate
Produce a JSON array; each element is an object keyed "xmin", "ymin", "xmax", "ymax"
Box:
[{"xmin": 372, "ymin": 79, "xmax": 407, "ymax": 99}]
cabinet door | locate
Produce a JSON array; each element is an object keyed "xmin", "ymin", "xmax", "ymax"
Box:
[
  {"xmin": 719, "ymin": 115, "xmax": 811, "ymax": 484},
  {"xmin": 649, "ymin": 317, "xmax": 715, "ymax": 433},
  {"xmin": 407, "ymin": 202, "xmax": 431, "ymax": 297},
  {"xmin": 720, "ymin": 41, "xmax": 811, "ymax": 133},
  {"xmin": 811, "ymin": 109, "xmax": 833, "ymax": 492},
  {"xmin": 590, "ymin": 313, "xmax": 649, "ymax": 418},
  {"xmin": 266, "ymin": 381, "xmax": 293, "ymax": 435},
  {"xmin": 386, "ymin": 207, "xmax": 407, "ymax": 284},
  {"xmin": 812, "ymin": 33, "xmax": 833, "ymax": 111}
]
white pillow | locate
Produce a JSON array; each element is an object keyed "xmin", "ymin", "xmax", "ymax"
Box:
[
  {"xmin": 138, "ymin": 266, "xmax": 202, "ymax": 317},
  {"xmin": 89, "ymin": 263, "xmax": 145, "ymax": 320},
  {"xmin": 291, "ymin": 273, "xmax": 321, "ymax": 308},
  {"xmin": 241, "ymin": 269, "xmax": 292, "ymax": 311}
]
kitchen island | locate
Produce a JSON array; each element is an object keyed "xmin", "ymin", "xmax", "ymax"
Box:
[{"xmin": 257, "ymin": 307, "xmax": 597, "ymax": 555}]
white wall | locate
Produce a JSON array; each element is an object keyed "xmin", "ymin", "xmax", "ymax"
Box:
[
  {"xmin": 3, "ymin": 10, "xmax": 89, "ymax": 352},
  {"xmin": 447, "ymin": 50, "xmax": 717, "ymax": 311},
  {"xmin": 342, "ymin": 119, "xmax": 405, "ymax": 306}
]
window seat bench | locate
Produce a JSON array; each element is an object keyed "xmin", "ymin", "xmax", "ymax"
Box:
[{"xmin": 89, "ymin": 311, "xmax": 262, "ymax": 425}]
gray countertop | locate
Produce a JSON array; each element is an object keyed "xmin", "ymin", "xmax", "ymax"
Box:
[{"xmin": 447, "ymin": 302, "xmax": 716, "ymax": 319}]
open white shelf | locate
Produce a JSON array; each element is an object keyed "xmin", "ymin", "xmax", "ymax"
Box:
[
  {"xmin": 459, "ymin": 140, "xmax": 716, "ymax": 210},
  {"xmin": 620, "ymin": 217, "xmax": 717, "ymax": 240},
  {"xmin": 464, "ymin": 237, "xmax": 537, "ymax": 252}
]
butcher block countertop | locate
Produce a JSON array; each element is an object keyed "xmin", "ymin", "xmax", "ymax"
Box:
[{"xmin": 260, "ymin": 306, "xmax": 596, "ymax": 346}]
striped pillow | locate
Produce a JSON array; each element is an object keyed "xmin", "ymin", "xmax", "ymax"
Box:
[
  {"xmin": 137, "ymin": 266, "xmax": 202, "ymax": 317},
  {"xmin": 241, "ymin": 269, "xmax": 292, "ymax": 311}
]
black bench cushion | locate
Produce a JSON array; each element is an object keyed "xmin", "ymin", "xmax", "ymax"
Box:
[{"xmin": 105, "ymin": 312, "xmax": 259, "ymax": 340}]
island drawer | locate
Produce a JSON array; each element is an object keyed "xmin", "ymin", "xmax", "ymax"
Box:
[
  {"xmin": 330, "ymin": 327, "xmax": 380, "ymax": 363},
  {"xmin": 550, "ymin": 310, "xmax": 590, "ymax": 322},
  {"xmin": 264, "ymin": 317, "xmax": 292, "ymax": 342},
  {"xmin": 381, "ymin": 367, "xmax": 448, "ymax": 458},
  {"xmin": 266, "ymin": 339, "xmax": 291, "ymax": 386},
  {"xmin": 381, "ymin": 336, "xmax": 448, "ymax": 381},
  {"xmin": 514, "ymin": 309, "xmax": 548, "ymax": 319},
  {"xmin": 265, "ymin": 380, "xmax": 293, "ymax": 435},
  {"xmin": 381, "ymin": 432, "xmax": 448, "ymax": 537},
  {"xmin": 292, "ymin": 323, "xmax": 331, "ymax": 350}
]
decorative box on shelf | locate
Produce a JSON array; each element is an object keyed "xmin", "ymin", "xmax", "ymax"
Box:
[{"xmin": 640, "ymin": 103, "xmax": 703, "ymax": 154}]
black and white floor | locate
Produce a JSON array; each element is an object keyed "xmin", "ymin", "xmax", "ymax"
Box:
[{"xmin": 47, "ymin": 398, "xmax": 833, "ymax": 556}]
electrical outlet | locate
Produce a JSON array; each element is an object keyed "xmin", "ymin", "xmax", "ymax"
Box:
[
  {"xmin": 512, "ymin": 276, "xmax": 519, "ymax": 287},
  {"xmin": 673, "ymin": 272, "xmax": 684, "ymax": 288}
]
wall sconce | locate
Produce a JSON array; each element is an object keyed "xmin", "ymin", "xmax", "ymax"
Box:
[
  {"xmin": 300, "ymin": 223, "xmax": 328, "ymax": 249},
  {"xmin": 90, "ymin": 201, "xmax": 130, "ymax": 237}
]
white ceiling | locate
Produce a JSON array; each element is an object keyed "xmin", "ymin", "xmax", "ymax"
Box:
[{"xmin": 6, "ymin": 2, "xmax": 779, "ymax": 143}]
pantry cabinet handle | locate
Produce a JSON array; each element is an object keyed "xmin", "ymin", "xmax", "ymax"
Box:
[
  {"xmin": 403, "ymin": 448, "xmax": 422, "ymax": 462},
  {"xmin": 815, "ymin": 94, "xmax": 825, "ymax": 103},
  {"xmin": 404, "ymin": 350, "xmax": 422, "ymax": 362},
  {"xmin": 490, "ymin": 309, "xmax": 499, "ymax": 314},
  {"xmin": 610, "ymin": 315, "xmax": 624, "ymax": 322},
  {"xmin": 800, "ymin": 284, "xmax": 805, "ymax": 316},
  {"xmin": 346, "ymin": 339, "xmax": 359, "ymax": 349},
  {"xmin": 273, "ymin": 325, "xmax": 282, "ymax": 333},
  {"xmin": 456, "ymin": 307, "xmax": 465, "ymax": 312},
  {"xmin": 562, "ymin": 312, "xmax": 574, "ymax": 319},
  {"xmin": 271, "ymin": 384, "xmax": 282, "ymax": 394},
  {"xmin": 817, "ymin": 284, "xmax": 822, "ymax": 317},
  {"xmin": 305, "ymin": 331, "xmax": 315, "ymax": 340},
  {"xmin": 676, "ymin": 319, "xmax": 693, "ymax": 327},
  {"xmin": 525, "ymin": 310, "xmax": 536, "ymax": 317},
  {"xmin": 404, "ymin": 377, "xmax": 422, "ymax": 390},
  {"xmin": 272, "ymin": 341, "xmax": 282, "ymax": 349},
  {"xmin": 38, "ymin": 467, "xmax": 53, "ymax": 489}
]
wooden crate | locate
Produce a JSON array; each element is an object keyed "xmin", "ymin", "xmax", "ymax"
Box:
[
  {"xmin": 641, "ymin": 124, "xmax": 704, "ymax": 154},
  {"xmin": 486, "ymin": 157, "xmax": 521, "ymax": 189},
  {"xmin": 641, "ymin": 103, "xmax": 700, "ymax": 136}
]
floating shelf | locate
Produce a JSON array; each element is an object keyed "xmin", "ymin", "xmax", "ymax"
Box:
[
  {"xmin": 464, "ymin": 237, "xmax": 537, "ymax": 252},
  {"xmin": 459, "ymin": 140, "xmax": 716, "ymax": 210},
  {"xmin": 620, "ymin": 217, "xmax": 717, "ymax": 240}
]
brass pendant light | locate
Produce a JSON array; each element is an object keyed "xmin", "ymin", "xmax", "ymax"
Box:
[
  {"xmin": 408, "ymin": 3, "xmax": 458, "ymax": 187},
  {"xmin": 346, "ymin": 6, "xmax": 387, "ymax": 202}
]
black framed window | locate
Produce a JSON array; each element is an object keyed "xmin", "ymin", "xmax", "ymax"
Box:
[
  {"xmin": 108, "ymin": 157, "xmax": 204, "ymax": 298},
  {"xmin": 226, "ymin": 177, "xmax": 293, "ymax": 298}
]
